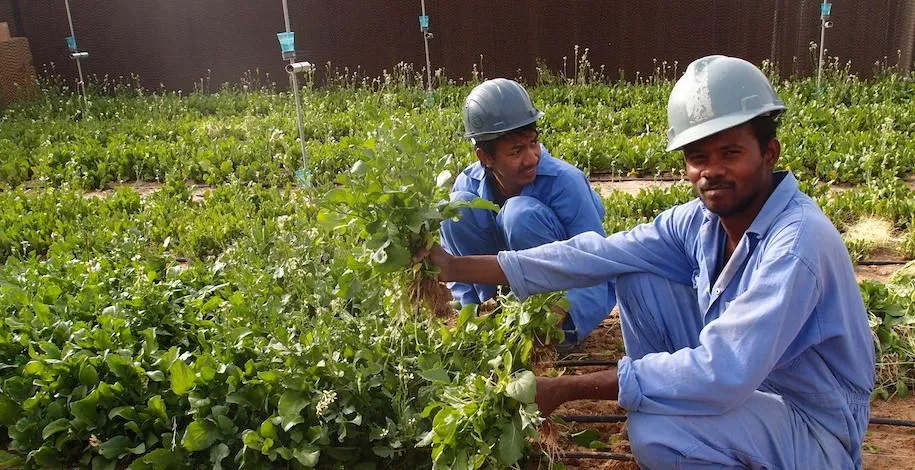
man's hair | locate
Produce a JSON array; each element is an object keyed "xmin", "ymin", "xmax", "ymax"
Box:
[
  {"xmin": 749, "ymin": 113, "xmax": 781, "ymax": 153},
  {"xmin": 475, "ymin": 122, "xmax": 538, "ymax": 156}
]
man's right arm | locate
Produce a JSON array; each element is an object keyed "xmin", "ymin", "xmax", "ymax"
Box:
[
  {"xmin": 425, "ymin": 244, "xmax": 507, "ymax": 285},
  {"xmin": 427, "ymin": 202, "xmax": 700, "ymax": 300},
  {"xmin": 498, "ymin": 204, "xmax": 700, "ymax": 301}
]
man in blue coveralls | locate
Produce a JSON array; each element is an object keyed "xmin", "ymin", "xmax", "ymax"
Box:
[
  {"xmin": 440, "ymin": 78, "xmax": 615, "ymax": 350},
  {"xmin": 422, "ymin": 56, "xmax": 875, "ymax": 468}
]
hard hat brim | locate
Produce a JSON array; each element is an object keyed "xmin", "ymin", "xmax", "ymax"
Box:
[
  {"xmin": 665, "ymin": 105, "xmax": 784, "ymax": 152},
  {"xmin": 464, "ymin": 110, "xmax": 544, "ymax": 141}
]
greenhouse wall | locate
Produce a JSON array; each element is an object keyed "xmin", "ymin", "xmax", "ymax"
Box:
[{"xmin": 5, "ymin": 0, "xmax": 914, "ymax": 92}]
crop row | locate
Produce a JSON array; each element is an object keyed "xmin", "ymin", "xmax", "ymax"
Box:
[{"xmin": 1, "ymin": 68, "xmax": 911, "ymax": 190}]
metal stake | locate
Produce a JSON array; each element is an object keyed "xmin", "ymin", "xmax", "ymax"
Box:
[
  {"xmin": 281, "ymin": 0, "xmax": 310, "ymax": 186},
  {"xmin": 64, "ymin": 0, "xmax": 88, "ymax": 113},
  {"xmin": 817, "ymin": 2, "xmax": 833, "ymax": 89},
  {"xmin": 420, "ymin": 0, "xmax": 433, "ymax": 103}
]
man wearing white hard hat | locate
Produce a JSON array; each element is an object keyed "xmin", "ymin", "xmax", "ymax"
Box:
[{"xmin": 420, "ymin": 56, "xmax": 875, "ymax": 468}]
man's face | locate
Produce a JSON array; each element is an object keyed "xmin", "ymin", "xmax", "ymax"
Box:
[
  {"xmin": 477, "ymin": 130, "xmax": 541, "ymax": 194},
  {"xmin": 683, "ymin": 123, "xmax": 779, "ymax": 218}
]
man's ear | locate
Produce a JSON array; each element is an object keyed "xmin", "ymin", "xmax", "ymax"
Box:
[
  {"xmin": 475, "ymin": 147, "xmax": 494, "ymax": 169},
  {"xmin": 764, "ymin": 138, "xmax": 781, "ymax": 169}
]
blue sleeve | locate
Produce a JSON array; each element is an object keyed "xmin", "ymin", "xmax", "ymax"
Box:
[
  {"xmin": 549, "ymin": 170, "xmax": 606, "ymax": 237},
  {"xmin": 497, "ymin": 204, "xmax": 699, "ymax": 300},
  {"xmin": 618, "ymin": 249, "xmax": 821, "ymax": 415}
]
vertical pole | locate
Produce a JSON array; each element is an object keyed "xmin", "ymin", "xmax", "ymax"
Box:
[
  {"xmin": 420, "ymin": 0, "xmax": 433, "ymax": 94},
  {"xmin": 817, "ymin": 1, "xmax": 827, "ymax": 88},
  {"xmin": 282, "ymin": 0, "xmax": 309, "ymax": 181},
  {"xmin": 64, "ymin": 0, "xmax": 88, "ymax": 111}
]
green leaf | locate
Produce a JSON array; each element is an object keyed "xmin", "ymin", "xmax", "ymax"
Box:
[
  {"xmin": 896, "ymin": 379, "xmax": 909, "ymax": 399},
  {"xmin": 293, "ymin": 444, "xmax": 320, "ymax": 467},
  {"xmin": 418, "ymin": 367, "xmax": 450, "ymax": 384},
  {"xmin": 453, "ymin": 197, "xmax": 499, "ymax": 212},
  {"xmin": 570, "ymin": 428, "xmax": 602, "ymax": 447},
  {"xmin": 79, "ymin": 363, "xmax": 100, "ymax": 387},
  {"xmin": 182, "ymin": 420, "xmax": 218, "ymax": 452},
  {"xmin": 169, "ymin": 360, "xmax": 195, "ymax": 395},
  {"xmin": 42, "ymin": 418, "xmax": 71, "ymax": 439},
  {"xmin": 98, "ymin": 435, "xmax": 132, "ymax": 459},
  {"xmin": 435, "ymin": 170, "xmax": 452, "ymax": 188},
  {"xmin": 127, "ymin": 448, "xmax": 184, "ymax": 469},
  {"xmin": 452, "ymin": 450, "xmax": 469, "ymax": 470},
  {"xmin": 107, "ymin": 355, "xmax": 136, "ymax": 380},
  {"xmin": 147, "ymin": 395, "xmax": 168, "ymax": 422},
  {"xmin": 497, "ymin": 419, "xmax": 524, "ymax": 465},
  {"xmin": 376, "ymin": 242, "xmax": 410, "ymax": 272},
  {"xmin": 71, "ymin": 391, "xmax": 99, "ymax": 424},
  {"xmin": 0, "ymin": 394, "xmax": 22, "ymax": 425},
  {"xmin": 0, "ymin": 450, "xmax": 24, "ymax": 467},
  {"xmin": 210, "ymin": 443, "xmax": 230, "ymax": 470},
  {"xmin": 278, "ymin": 390, "xmax": 309, "ymax": 418},
  {"xmin": 350, "ymin": 160, "xmax": 367, "ymax": 175},
  {"xmin": 505, "ymin": 370, "xmax": 536, "ymax": 404}
]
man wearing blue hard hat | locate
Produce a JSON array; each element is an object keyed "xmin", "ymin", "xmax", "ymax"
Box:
[
  {"xmin": 423, "ymin": 56, "xmax": 875, "ymax": 468},
  {"xmin": 440, "ymin": 78, "xmax": 616, "ymax": 352}
]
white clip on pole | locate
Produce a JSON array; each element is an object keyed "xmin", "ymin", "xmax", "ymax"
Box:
[{"xmin": 286, "ymin": 61, "xmax": 314, "ymax": 74}]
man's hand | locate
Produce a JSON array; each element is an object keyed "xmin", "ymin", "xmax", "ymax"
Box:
[
  {"xmin": 413, "ymin": 243, "xmax": 455, "ymax": 282},
  {"xmin": 535, "ymin": 377, "xmax": 567, "ymax": 417},
  {"xmin": 534, "ymin": 369, "xmax": 620, "ymax": 417},
  {"xmin": 413, "ymin": 243, "xmax": 508, "ymax": 286}
]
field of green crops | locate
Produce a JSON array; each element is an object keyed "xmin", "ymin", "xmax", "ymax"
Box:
[{"xmin": 0, "ymin": 65, "xmax": 913, "ymax": 468}]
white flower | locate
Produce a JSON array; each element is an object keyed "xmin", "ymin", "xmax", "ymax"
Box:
[{"xmin": 316, "ymin": 390, "xmax": 337, "ymax": 415}]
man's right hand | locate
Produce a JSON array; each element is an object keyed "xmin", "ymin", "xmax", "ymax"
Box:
[
  {"xmin": 413, "ymin": 244, "xmax": 508, "ymax": 286},
  {"xmin": 414, "ymin": 243, "xmax": 455, "ymax": 282}
]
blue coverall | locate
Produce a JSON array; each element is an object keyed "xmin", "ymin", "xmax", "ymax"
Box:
[
  {"xmin": 440, "ymin": 145, "xmax": 616, "ymax": 341},
  {"xmin": 498, "ymin": 171, "xmax": 875, "ymax": 468}
]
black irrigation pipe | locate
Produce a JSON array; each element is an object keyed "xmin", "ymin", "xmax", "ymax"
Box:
[
  {"xmin": 870, "ymin": 417, "xmax": 915, "ymax": 427},
  {"xmin": 558, "ymin": 414, "xmax": 915, "ymax": 428},
  {"xmin": 553, "ymin": 359, "xmax": 618, "ymax": 367},
  {"xmin": 588, "ymin": 174, "xmax": 684, "ymax": 182},
  {"xmin": 558, "ymin": 451, "xmax": 635, "ymax": 462},
  {"xmin": 857, "ymin": 260, "xmax": 910, "ymax": 266},
  {"xmin": 557, "ymin": 415, "xmax": 627, "ymax": 424}
]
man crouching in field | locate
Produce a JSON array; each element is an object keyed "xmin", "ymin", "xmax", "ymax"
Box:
[{"xmin": 418, "ymin": 55, "xmax": 875, "ymax": 468}]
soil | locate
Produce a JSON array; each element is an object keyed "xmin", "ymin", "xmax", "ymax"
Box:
[
  {"xmin": 590, "ymin": 179, "xmax": 682, "ymax": 196},
  {"xmin": 82, "ymin": 181, "xmax": 211, "ymax": 201},
  {"xmin": 532, "ymin": 312, "xmax": 915, "ymax": 469}
]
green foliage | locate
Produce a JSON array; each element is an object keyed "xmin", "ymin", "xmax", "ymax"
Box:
[
  {"xmin": 2, "ymin": 70, "xmax": 911, "ymax": 190},
  {"xmin": 0, "ymin": 65, "xmax": 912, "ymax": 467}
]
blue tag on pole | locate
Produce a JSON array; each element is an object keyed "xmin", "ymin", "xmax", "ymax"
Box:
[
  {"xmin": 65, "ymin": 36, "xmax": 77, "ymax": 52},
  {"xmin": 295, "ymin": 168, "xmax": 312, "ymax": 188},
  {"xmin": 418, "ymin": 15, "xmax": 430, "ymax": 30},
  {"xmin": 277, "ymin": 32, "xmax": 296, "ymax": 53},
  {"xmin": 821, "ymin": 3, "xmax": 832, "ymax": 17}
]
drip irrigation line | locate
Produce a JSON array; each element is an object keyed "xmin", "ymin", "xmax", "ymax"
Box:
[
  {"xmin": 553, "ymin": 359, "xmax": 617, "ymax": 367},
  {"xmin": 870, "ymin": 417, "xmax": 915, "ymax": 427},
  {"xmin": 557, "ymin": 415, "xmax": 627, "ymax": 423},
  {"xmin": 588, "ymin": 174, "xmax": 685, "ymax": 182},
  {"xmin": 557, "ymin": 414, "xmax": 915, "ymax": 428},
  {"xmin": 557, "ymin": 451, "xmax": 635, "ymax": 462},
  {"xmin": 857, "ymin": 260, "xmax": 910, "ymax": 266}
]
